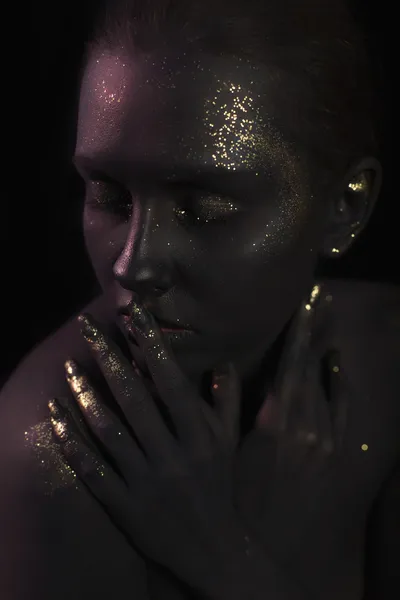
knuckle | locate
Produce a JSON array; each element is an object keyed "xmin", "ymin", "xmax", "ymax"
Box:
[
  {"xmin": 98, "ymin": 422, "xmax": 123, "ymax": 446},
  {"xmin": 80, "ymin": 453, "xmax": 102, "ymax": 480}
]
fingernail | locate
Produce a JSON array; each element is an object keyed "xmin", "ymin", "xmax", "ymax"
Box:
[
  {"xmin": 77, "ymin": 313, "xmax": 98, "ymax": 342},
  {"xmin": 48, "ymin": 399, "xmax": 69, "ymax": 442},
  {"xmin": 48, "ymin": 398, "xmax": 64, "ymax": 419},
  {"xmin": 130, "ymin": 302, "xmax": 150, "ymax": 333},
  {"xmin": 65, "ymin": 359, "xmax": 79, "ymax": 379},
  {"xmin": 64, "ymin": 359, "xmax": 87, "ymax": 395}
]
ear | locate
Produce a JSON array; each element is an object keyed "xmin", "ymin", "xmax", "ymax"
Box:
[{"xmin": 320, "ymin": 157, "xmax": 382, "ymax": 259}]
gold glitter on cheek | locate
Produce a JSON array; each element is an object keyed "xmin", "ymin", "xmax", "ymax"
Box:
[{"xmin": 24, "ymin": 420, "xmax": 78, "ymax": 496}]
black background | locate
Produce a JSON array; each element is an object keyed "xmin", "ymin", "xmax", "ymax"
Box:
[{"xmin": 1, "ymin": 0, "xmax": 396, "ymax": 384}]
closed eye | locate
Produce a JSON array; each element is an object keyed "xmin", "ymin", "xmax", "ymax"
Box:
[
  {"xmin": 85, "ymin": 180, "xmax": 133, "ymax": 221},
  {"xmin": 169, "ymin": 182, "xmax": 242, "ymax": 225}
]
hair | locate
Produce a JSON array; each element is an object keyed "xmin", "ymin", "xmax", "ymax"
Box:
[{"xmin": 82, "ymin": 0, "xmax": 380, "ymax": 178}]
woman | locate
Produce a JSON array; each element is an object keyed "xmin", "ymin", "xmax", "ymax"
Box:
[{"xmin": 0, "ymin": 0, "xmax": 398, "ymax": 599}]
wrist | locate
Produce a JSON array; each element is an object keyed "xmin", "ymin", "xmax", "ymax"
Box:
[{"xmin": 203, "ymin": 521, "xmax": 312, "ymax": 600}]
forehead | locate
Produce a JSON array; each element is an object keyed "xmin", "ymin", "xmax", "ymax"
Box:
[{"xmin": 75, "ymin": 47, "xmax": 300, "ymax": 178}]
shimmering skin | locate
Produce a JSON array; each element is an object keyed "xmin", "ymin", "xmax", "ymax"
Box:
[
  {"xmin": 23, "ymin": 418, "xmax": 78, "ymax": 495},
  {"xmin": 75, "ymin": 46, "xmax": 331, "ymax": 383},
  {"xmin": 65, "ymin": 359, "xmax": 108, "ymax": 425}
]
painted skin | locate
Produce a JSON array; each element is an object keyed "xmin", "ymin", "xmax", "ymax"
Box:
[
  {"xmin": 75, "ymin": 48, "xmax": 328, "ymax": 389},
  {"xmin": 0, "ymin": 35, "xmax": 399, "ymax": 600}
]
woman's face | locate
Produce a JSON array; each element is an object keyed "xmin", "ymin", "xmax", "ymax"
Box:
[{"xmin": 75, "ymin": 46, "xmax": 329, "ymax": 381}]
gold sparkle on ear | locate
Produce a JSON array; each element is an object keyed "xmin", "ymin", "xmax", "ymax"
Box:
[
  {"xmin": 331, "ymin": 247, "xmax": 340, "ymax": 254},
  {"xmin": 348, "ymin": 174, "xmax": 368, "ymax": 193},
  {"xmin": 361, "ymin": 444, "xmax": 369, "ymax": 451}
]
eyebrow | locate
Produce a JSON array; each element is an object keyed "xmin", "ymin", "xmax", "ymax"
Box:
[
  {"xmin": 72, "ymin": 155, "xmax": 122, "ymax": 180},
  {"xmin": 72, "ymin": 154, "xmax": 276, "ymax": 197}
]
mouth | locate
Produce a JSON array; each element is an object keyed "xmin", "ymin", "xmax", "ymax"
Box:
[{"xmin": 120, "ymin": 314, "xmax": 196, "ymax": 343}]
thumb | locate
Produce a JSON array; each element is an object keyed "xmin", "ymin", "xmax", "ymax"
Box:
[{"xmin": 211, "ymin": 363, "xmax": 242, "ymax": 448}]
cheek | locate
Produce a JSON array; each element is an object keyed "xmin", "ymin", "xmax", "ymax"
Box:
[
  {"xmin": 83, "ymin": 207, "xmax": 127, "ymax": 288},
  {"xmin": 191, "ymin": 204, "xmax": 321, "ymax": 321}
]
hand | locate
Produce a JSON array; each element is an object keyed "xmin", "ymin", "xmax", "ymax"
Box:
[
  {"xmin": 48, "ymin": 302, "xmax": 248, "ymax": 596},
  {"xmin": 235, "ymin": 284, "xmax": 350, "ymax": 588}
]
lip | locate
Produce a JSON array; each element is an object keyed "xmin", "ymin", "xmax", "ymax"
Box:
[
  {"xmin": 120, "ymin": 314, "xmax": 195, "ymax": 336},
  {"xmin": 118, "ymin": 303, "xmax": 195, "ymax": 331},
  {"xmin": 119, "ymin": 315, "xmax": 196, "ymax": 359}
]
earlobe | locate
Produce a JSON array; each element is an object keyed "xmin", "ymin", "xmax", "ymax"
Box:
[{"xmin": 320, "ymin": 157, "xmax": 383, "ymax": 259}]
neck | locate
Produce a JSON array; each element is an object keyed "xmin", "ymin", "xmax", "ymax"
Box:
[{"xmin": 239, "ymin": 316, "xmax": 293, "ymax": 439}]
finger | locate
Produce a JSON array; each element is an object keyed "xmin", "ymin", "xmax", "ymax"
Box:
[
  {"xmin": 64, "ymin": 359, "xmax": 147, "ymax": 477},
  {"xmin": 255, "ymin": 390, "xmax": 281, "ymax": 432},
  {"xmin": 292, "ymin": 355, "xmax": 320, "ymax": 441},
  {"xmin": 48, "ymin": 398, "xmax": 128, "ymax": 508},
  {"xmin": 304, "ymin": 357, "xmax": 335, "ymax": 455},
  {"xmin": 211, "ymin": 364, "xmax": 241, "ymax": 448},
  {"xmin": 77, "ymin": 314, "xmax": 177, "ymax": 466},
  {"xmin": 275, "ymin": 282, "xmax": 324, "ymax": 428},
  {"xmin": 127, "ymin": 303, "xmax": 211, "ymax": 454},
  {"xmin": 325, "ymin": 350, "xmax": 348, "ymax": 450}
]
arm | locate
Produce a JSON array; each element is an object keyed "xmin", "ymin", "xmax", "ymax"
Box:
[
  {"xmin": 363, "ymin": 462, "xmax": 400, "ymax": 600},
  {"xmin": 47, "ymin": 297, "xmax": 337, "ymax": 600},
  {"xmin": 195, "ymin": 525, "xmax": 315, "ymax": 600},
  {"xmin": 0, "ymin": 365, "xmax": 150, "ymax": 600}
]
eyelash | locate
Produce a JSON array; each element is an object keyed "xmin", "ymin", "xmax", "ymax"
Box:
[
  {"xmin": 174, "ymin": 192, "xmax": 240, "ymax": 225},
  {"xmin": 85, "ymin": 181, "xmax": 240, "ymax": 225},
  {"xmin": 86, "ymin": 181, "xmax": 133, "ymax": 221}
]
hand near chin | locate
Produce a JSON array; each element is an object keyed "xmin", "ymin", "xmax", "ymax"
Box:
[{"xmin": 47, "ymin": 303, "xmax": 253, "ymax": 598}]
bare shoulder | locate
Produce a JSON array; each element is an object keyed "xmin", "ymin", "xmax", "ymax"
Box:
[
  {"xmin": 325, "ymin": 277, "xmax": 400, "ymax": 324},
  {"xmin": 0, "ymin": 294, "xmax": 147, "ymax": 600},
  {"xmin": 0, "ymin": 294, "xmax": 109, "ymax": 459},
  {"xmin": 324, "ymin": 277, "xmax": 400, "ymax": 359}
]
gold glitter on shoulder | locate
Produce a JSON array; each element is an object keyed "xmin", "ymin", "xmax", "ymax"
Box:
[{"xmin": 24, "ymin": 417, "xmax": 79, "ymax": 496}]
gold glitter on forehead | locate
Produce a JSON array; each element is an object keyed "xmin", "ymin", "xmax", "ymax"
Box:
[
  {"xmin": 194, "ymin": 75, "xmax": 312, "ymax": 254},
  {"xmin": 201, "ymin": 78, "xmax": 304, "ymax": 186},
  {"xmin": 24, "ymin": 419, "xmax": 78, "ymax": 496},
  {"xmin": 203, "ymin": 82, "xmax": 257, "ymax": 171}
]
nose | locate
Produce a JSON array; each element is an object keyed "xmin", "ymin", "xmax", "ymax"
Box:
[{"xmin": 113, "ymin": 199, "xmax": 176, "ymax": 296}]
